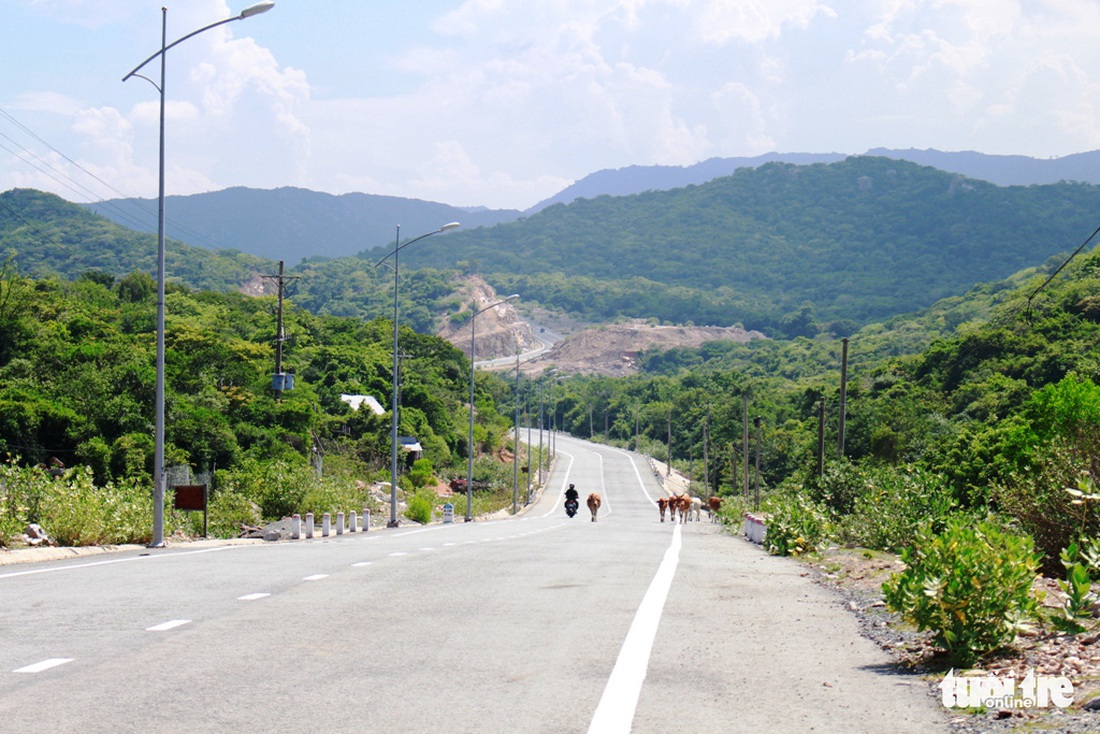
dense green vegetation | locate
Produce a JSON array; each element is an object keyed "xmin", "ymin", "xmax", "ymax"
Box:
[
  {"xmin": 0, "ymin": 260, "xmax": 527, "ymax": 543},
  {"xmin": 390, "ymin": 156, "xmax": 1100, "ymax": 332}
]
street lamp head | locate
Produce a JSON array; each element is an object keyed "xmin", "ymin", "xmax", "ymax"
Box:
[
  {"xmin": 441, "ymin": 222, "xmax": 461, "ymax": 232},
  {"xmin": 240, "ymin": 1, "xmax": 275, "ymax": 18}
]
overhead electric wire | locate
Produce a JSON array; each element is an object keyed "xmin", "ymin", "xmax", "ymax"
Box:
[{"xmin": 0, "ymin": 106, "xmax": 227, "ymax": 252}]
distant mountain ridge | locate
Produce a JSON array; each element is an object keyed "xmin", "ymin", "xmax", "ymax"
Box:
[
  {"xmin": 86, "ymin": 186, "xmax": 520, "ymax": 266},
  {"xmin": 532, "ymin": 148, "xmax": 1100, "ymax": 212},
  {"xmin": 81, "ymin": 149, "xmax": 1100, "ymax": 266}
]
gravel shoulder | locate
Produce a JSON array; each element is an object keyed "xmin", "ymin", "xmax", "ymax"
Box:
[{"xmin": 802, "ymin": 546, "xmax": 1100, "ymax": 734}]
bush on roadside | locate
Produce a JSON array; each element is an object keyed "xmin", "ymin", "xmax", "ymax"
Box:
[
  {"xmin": 40, "ymin": 467, "xmax": 154, "ymax": 546},
  {"xmin": 882, "ymin": 515, "xmax": 1040, "ymax": 665},
  {"xmin": 762, "ymin": 492, "xmax": 831, "ymax": 557},
  {"xmin": 835, "ymin": 465, "xmax": 956, "ymax": 553},
  {"xmin": 405, "ymin": 488, "xmax": 435, "ymax": 524}
]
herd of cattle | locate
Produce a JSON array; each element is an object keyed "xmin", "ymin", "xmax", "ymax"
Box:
[
  {"xmin": 579, "ymin": 491, "xmax": 722, "ymax": 523},
  {"xmin": 657, "ymin": 493, "xmax": 722, "ymax": 523}
]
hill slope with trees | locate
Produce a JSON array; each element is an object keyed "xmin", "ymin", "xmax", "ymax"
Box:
[{"xmin": 389, "ymin": 156, "xmax": 1100, "ymax": 333}]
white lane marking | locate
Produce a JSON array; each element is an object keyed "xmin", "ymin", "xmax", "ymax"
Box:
[
  {"xmin": 539, "ymin": 449, "xmax": 575, "ymax": 518},
  {"xmin": 588, "ymin": 524, "xmax": 682, "ymax": 734},
  {"xmin": 351, "ymin": 561, "xmax": 373, "ymax": 567},
  {"xmin": 389, "ymin": 551, "xmax": 408, "ymax": 557},
  {"xmin": 0, "ymin": 545, "xmax": 238, "ymax": 580},
  {"xmin": 13, "ymin": 658, "xmax": 73, "ymax": 673},
  {"xmin": 146, "ymin": 619, "xmax": 191, "ymax": 632},
  {"xmin": 238, "ymin": 593, "xmax": 270, "ymax": 601},
  {"xmin": 303, "ymin": 574, "xmax": 328, "ymax": 581},
  {"xmin": 419, "ymin": 547, "xmax": 435, "ymax": 552}
]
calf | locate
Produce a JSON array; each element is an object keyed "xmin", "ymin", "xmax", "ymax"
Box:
[
  {"xmin": 587, "ymin": 492, "xmax": 602, "ymax": 522},
  {"xmin": 690, "ymin": 496, "xmax": 702, "ymax": 522},
  {"xmin": 708, "ymin": 496, "xmax": 722, "ymax": 522}
]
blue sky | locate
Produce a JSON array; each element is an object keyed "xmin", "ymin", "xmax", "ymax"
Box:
[{"xmin": 4, "ymin": 1, "xmax": 1100, "ymax": 211}]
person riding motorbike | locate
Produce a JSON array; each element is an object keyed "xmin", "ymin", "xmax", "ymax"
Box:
[{"xmin": 564, "ymin": 483, "xmax": 580, "ymax": 517}]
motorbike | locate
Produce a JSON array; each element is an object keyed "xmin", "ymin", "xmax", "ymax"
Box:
[{"xmin": 565, "ymin": 497, "xmax": 579, "ymax": 518}]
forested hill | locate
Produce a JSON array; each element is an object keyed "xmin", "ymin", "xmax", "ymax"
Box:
[
  {"xmin": 0, "ymin": 188, "xmax": 273, "ymax": 292},
  {"xmin": 387, "ymin": 156, "xmax": 1100, "ymax": 330}
]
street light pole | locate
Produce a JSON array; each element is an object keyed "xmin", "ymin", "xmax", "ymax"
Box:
[
  {"xmin": 466, "ymin": 293, "xmax": 519, "ymax": 522},
  {"xmin": 376, "ymin": 222, "xmax": 460, "ymax": 528},
  {"xmin": 124, "ymin": 1, "xmax": 275, "ymax": 548}
]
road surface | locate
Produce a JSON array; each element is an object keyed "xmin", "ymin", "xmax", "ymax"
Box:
[{"xmin": 1, "ymin": 434, "xmax": 946, "ymax": 733}]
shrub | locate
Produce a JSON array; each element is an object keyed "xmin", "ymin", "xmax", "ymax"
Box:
[
  {"xmin": 762, "ymin": 492, "xmax": 831, "ymax": 557},
  {"xmin": 836, "ymin": 466, "xmax": 956, "ymax": 553},
  {"xmin": 882, "ymin": 516, "xmax": 1040, "ymax": 665},
  {"xmin": 994, "ymin": 445, "xmax": 1100, "ymax": 575},
  {"xmin": 40, "ymin": 467, "xmax": 155, "ymax": 545},
  {"xmin": 405, "ymin": 488, "xmax": 435, "ymax": 524}
]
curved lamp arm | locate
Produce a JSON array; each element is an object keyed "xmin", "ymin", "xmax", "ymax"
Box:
[{"xmin": 123, "ymin": 1, "xmax": 276, "ymax": 85}]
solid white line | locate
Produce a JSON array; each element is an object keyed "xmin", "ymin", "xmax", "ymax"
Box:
[
  {"xmin": 13, "ymin": 658, "xmax": 73, "ymax": 673},
  {"xmin": 146, "ymin": 619, "xmax": 191, "ymax": 632},
  {"xmin": 0, "ymin": 545, "xmax": 238, "ymax": 580},
  {"xmin": 238, "ymin": 593, "xmax": 270, "ymax": 601},
  {"xmin": 588, "ymin": 524, "xmax": 682, "ymax": 734}
]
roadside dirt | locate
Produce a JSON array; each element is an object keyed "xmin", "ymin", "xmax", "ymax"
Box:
[{"xmin": 804, "ymin": 547, "xmax": 1100, "ymax": 733}]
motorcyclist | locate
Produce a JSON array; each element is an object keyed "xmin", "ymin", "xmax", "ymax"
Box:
[
  {"xmin": 564, "ymin": 483, "xmax": 580, "ymax": 517},
  {"xmin": 565, "ymin": 484, "xmax": 579, "ymax": 503}
]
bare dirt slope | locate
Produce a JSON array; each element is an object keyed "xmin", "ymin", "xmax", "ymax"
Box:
[
  {"xmin": 518, "ymin": 320, "xmax": 766, "ymax": 376},
  {"xmin": 438, "ymin": 276, "xmax": 766, "ymax": 376}
]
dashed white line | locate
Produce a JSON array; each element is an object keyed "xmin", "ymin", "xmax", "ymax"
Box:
[
  {"xmin": 238, "ymin": 593, "xmax": 270, "ymax": 601},
  {"xmin": 146, "ymin": 619, "xmax": 191, "ymax": 632},
  {"xmin": 303, "ymin": 574, "xmax": 328, "ymax": 581},
  {"xmin": 351, "ymin": 561, "xmax": 374, "ymax": 567},
  {"xmin": 13, "ymin": 658, "xmax": 73, "ymax": 673}
]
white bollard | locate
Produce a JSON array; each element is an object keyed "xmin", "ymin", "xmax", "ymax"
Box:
[
  {"xmin": 336, "ymin": 511, "xmax": 345, "ymax": 535},
  {"xmin": 322, "ymin": 512, "xmax": 331, "ymax": 537},
  {"xmin": 349, "ymin": 510, "xmax": 358, "ymax": 533},
  {"xmin": 362, "ymin": 508, "xmax": 370, "ymax": 532},
  {"xmin": 305, "ymin": 512, "xmax": 314, "ymax": 539},
  {"xmin": 291, "ymin": 514, "xmax": 301, "ymax": 540}
]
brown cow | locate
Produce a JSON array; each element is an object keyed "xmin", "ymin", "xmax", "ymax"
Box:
[
  {"xmin": 587, "ymin": 492, "xmax": 602, "ymax": 522},
  {"xmin": 657, "ymin": 496, "xmax": 669, "ymax": 522},
  {"xmin": 669, "ymin": 493, "xmax": 688, "ymax": 523},
  {"xmin": 708, "ymin": 496, "xmax": 722, "ymax": 522}
]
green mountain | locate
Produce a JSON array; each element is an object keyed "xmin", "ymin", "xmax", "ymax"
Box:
[
  {"xmin": 7, "ymin": 154, "xmax": 1100, "ymax": 340},
  {"xmin": 85, "ymin": 186, "xmax": 520, "ymax": 265},
  {"xmin": 386, "ymin": 156, "xmax": 1100, "ymax": 331},
  {"xmin": 0, "ymin": 188, "xmax": 274, "ymax": 291}
]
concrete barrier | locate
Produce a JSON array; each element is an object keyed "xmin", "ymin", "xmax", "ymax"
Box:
[
  {"xmin": 291, "ymin": 514, "xmax": 301, "ymax": 540},
  {"xmin": 743, "ymin": 513, "xmax": 767, "ymax": 544},
  {"xmin": 305, "ymin": 512, "xmax": 314, "ymax": 539},
  {"xmin": 349, "ymin": 510, "xmax": 358, "ymax": 532}
]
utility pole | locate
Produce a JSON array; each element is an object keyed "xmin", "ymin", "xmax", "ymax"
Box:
[
  {"xmin": 703, "ymin": 406, "xmax": 710, "ymax": 497},
  {"xmin": 838, "ymin": 337, "xmax": 849, "ymax": 459},
  {"xmin": 262, "ymin": 261, "xmax": 299, "ymax": 400},
  {"xmin": 754, "ymin": 415, "xmax": 762, "ymax": 511},
  {"xmin": 817, "ymin": 397, "xmax": 826, "ymax": 477},
  {"xmin": 742, "ymin": 394, "xmax": 750, "ymax": 501}
]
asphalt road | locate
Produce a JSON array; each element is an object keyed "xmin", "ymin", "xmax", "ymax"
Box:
[{"xmin": 1, "ymin": 435, "xmax": 947, "ymax": 733}]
